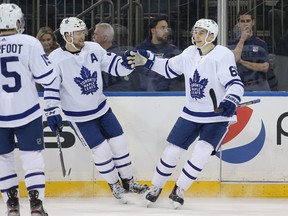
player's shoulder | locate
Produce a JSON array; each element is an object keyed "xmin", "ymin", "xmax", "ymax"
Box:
[
  {"xmin": 210, "ymin": 45, "xmax": 234, "ymax": 61},
  {"xmin": 12, "ymin": 33, "xmax": 40, "ymax": 45},
  {"xmin": 182, "ymin": 45, "xmax": 198, "ymax": 54},
  {"xmin": 48, "ymin": 47, "xmax": 64, "ymax": 60},
  {"xmin": 214, "ymin": 45, "xmax": 234, "ymax": 56},
  {"xmin": 84, "ymin": 41, "xmax": 104, "ymax": 50}
]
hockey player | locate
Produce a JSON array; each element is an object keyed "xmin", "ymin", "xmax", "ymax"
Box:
[
  {"xmin": 126, "ymin": 19, "xmax": 244, "ymax": 208},
  {"xmin": 44, "ymin": 17, "xmax": 149, "ymax": 202},
  {"xmin": 0, "ymin": 3, "xmax": 58, "ymax": 216}
]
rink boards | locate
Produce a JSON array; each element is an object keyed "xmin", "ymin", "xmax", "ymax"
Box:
[{"xmin": 12, "ymin": 92, "xmax": 288, "ymax": 197}]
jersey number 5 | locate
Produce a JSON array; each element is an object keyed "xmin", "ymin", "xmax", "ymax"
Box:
[{"xmin": 1, "ymin": 56, "xmax": 21, "ymax": 93}]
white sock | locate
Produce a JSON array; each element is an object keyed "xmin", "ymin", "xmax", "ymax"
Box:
[
  {"xmin": 152, "ymin": 143, "xmax": 184, "ymax": 188},
  {"xmin": 92, "ymin": 140, "xmax": 119, "ymax": 184},
  {"xmin": 176, "ymin": 140, "xmax": 213, "ymax": 190},
  {"xmin": 107, "ymin": 134, "xmax": 132, "ymax": 180}
]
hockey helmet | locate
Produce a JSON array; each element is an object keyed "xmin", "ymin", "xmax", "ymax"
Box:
[
  {"xmin": 0, "ymin": 3, "xmax": 25, "ymax": 33},
  {"xmin": 60, "ymin": 17, "xmax": 87, "ymax": 38},
  {"xmin": 192, "ymin": 19, "xmax": 218, "ymax": 42}
]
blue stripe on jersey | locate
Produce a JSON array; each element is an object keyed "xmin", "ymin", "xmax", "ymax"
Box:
[
  {"xmin": 225, "ymin": 78, "xmax": 244, "ymax": 89},
  {"xmin": 0, "ymin": 104, "xmax": 40, "ymax": 121},
  {"xmin": 44, "ymin": 88, "xmax": 59, "ymax": 93},
  {"xmin": 108, "ymin": 55, "xmax": 118, "ymax": 74},
  {"xmin": 165, "ymin": 61, "xmax": 171, "ymax": 78},
  {"xmin": 63, "ymin": 99, "xmax": 106, "ymax": 117},
  {"xmin": 165, "ymin": 60, "xmax": 179, "ymax": 78},
  {"xmin": 183, "ymin": 106, "xmax": 218, "ymax": 117},
  {"xmin": 42, "ymin": 77, "xmax": 57, "ymax": 86},
  {"xmin": 33, "ymin": 69, "xmax": 53, "ymax": 79},
  {"xmin": 44, "ymin": 96, "xmax": 60, "ymax": 101},
  {"xmin": 114, "ymin": 58, "xmax": 121, "ymax": 76}
]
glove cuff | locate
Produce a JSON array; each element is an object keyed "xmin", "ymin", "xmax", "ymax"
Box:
[
  {"xmin": 143, "ymin": 50, "xmax": 155, "ymax": 70},
  {"xmin": 224, "ymin": 94, "xmax": 240, "ymax": 106},
  {"xmin": 45, "ymin": 107, "xmax": 61, "ymax": 117}
]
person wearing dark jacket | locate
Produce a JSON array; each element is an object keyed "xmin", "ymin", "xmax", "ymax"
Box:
[{"xmin": 131, "ymin": 16, "xmax": 184, "ymax": 91}]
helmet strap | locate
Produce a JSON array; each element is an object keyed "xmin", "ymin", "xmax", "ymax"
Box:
[{"xmin": 63, "ymin": 32, "xmax": 80, "ymax": 51}]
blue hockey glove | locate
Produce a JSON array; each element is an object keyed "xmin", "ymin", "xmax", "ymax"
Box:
[
  {"xmin": 121, "ymin": 50, "xmax": 134, "ymax": 70},
  {"xmin": 217, "ymin": 94, "xmax": 240, "ymax": 117},
  {"xmin": 45, "ymin": 107, "xmax": 63, "ymax": 132}
]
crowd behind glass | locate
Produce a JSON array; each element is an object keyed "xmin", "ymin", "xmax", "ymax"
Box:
[{"xmin": 27, "ymin": 0, "xmax": 288, "ymax": 92}]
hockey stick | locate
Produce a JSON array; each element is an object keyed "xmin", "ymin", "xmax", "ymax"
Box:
[
  {"xmin": 55, "ymin": 128, "xmax": 71, "ymax": 177},
  {"xmin": 209, "ymin": 88, "xmax": 261, "ymax": 113}
]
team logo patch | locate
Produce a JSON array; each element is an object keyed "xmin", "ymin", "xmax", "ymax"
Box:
[
  {"xmin": 189, "ymin": 70, "xmax": 208, "ymax": 100},
  {"xmin": 74, "ymin": 66, "xmax": 98, "ymax": 95},
  {"xmin": 216, "ymin": 107, "xmax": 265, "ymax": 163},
  {"xmin": 36, "ymin": 138, "xmax": 42, "ymax": 145}
]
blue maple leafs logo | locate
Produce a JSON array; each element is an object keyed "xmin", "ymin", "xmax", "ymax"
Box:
[
  {"xmin": 74, "ymin": 66, "xmax": 98, "ymax": 95},
  {"xmin": 189, "ymin": 70, "xmax": 208, "ymax": 100}
]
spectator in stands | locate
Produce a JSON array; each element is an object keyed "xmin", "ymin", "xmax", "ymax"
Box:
[
  {"xmin": 36, "ymin": 26, "xmax": 59, "ymax": 92},
  {"xmin": 229, "ymin": 9, "xmax": 271, "ymax": 91},
  {"xmin": 36, "ymin": 26, "xmax": 59, "ymax": 55},
  {"xmin": 93, "ymin": 23, "xmax": 131, "ymax": 91},
  {"xmin": 131, "ymin": 15, "xmax": 184, "ymax": 91}
]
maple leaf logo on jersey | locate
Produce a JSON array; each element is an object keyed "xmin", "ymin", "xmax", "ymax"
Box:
[
  {"xmin": 74, "ymin": 66, "xmax": 98, "ymax": 95},
  {"xmin": 189, "ymin": 70, "xmax": 208, "ymax": 100}
]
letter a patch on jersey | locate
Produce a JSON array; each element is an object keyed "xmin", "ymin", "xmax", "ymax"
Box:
[
  {"xmin": 74, "ymin": 66, "xmax": 98, "ymax": 95},
  {"xmin": 189, "ymin": 70, "xmax": 208, "ymax": 100}
]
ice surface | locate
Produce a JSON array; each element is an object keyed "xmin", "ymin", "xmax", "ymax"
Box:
[{"xmin": 1, "ymin": 194, "xmax": 287, "ymax": 216}]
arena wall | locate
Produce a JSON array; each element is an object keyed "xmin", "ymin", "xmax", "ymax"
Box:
[{"xmin": 13, "ymin": 93, "xmax": 288, "ymax": 197}]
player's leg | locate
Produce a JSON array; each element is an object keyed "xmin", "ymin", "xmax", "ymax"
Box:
[
  {"xmin": 146, "ymin": 117, "xmax": 198, "ymax": 204},
  {"xmin": 69, "ymin": 119, "xmax": 127, "ymax": 201},
  {"xmin": 15, "ymin": 116, "xmax": 48, "ymax": 215},
  {"xmin": 100, "ymin": 108, "xmax": 149, "ymax": 194},
  {"xmin": 170, "ymin": 121, "xmax": 229, "ymax": 208},
  {"xmin": 0, "ymin": 128, "xmax": 20, "ymax": 216}
]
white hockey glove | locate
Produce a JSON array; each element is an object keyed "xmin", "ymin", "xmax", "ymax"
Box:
[{"xmin": 127, "ymin": 49, "xmax": 155, "ymax": 69}]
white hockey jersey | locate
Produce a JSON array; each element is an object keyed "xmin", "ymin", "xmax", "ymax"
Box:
[
  {"xmin": 151, "ymin": 45, "xmax": 244, "ymax": 123},
  {"xmin": 0, "ymin": 34, "xmax": 57, "ymax": 127},
  {"xmin": 46, "ymin": 42, "xmax": 133, "ymax": 122}
]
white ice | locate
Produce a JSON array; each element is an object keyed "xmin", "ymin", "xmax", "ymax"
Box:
[{"xmin": 1, "ymin": 194, "xmax": 288, "ymax": 216}]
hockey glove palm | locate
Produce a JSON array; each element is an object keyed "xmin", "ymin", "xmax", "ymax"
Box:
[
  {"xmin": 126, "ymin": 49, "xmax": 155, "ymax": 69},
  {"xmin": 217, "ymin": 94, "xmax": 240, "ymax": 117},
  {"xmin": 45, "ymin": 107, "xmax": 63, "ymax": 132}
]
